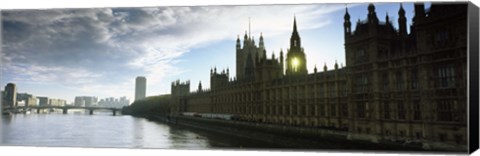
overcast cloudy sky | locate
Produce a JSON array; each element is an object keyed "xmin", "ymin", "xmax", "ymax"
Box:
[{"xmin": 1, "ymin": 3, "xmax": 417, "ymax": 103}]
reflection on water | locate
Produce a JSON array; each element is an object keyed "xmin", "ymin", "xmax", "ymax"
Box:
[
  {"xmin": 0, "ymin": 113, "xmax": 279, "ymax": 149},
  {"xmin": 1, "ymin": 114, "xmax": 213, "ymax": 148}
]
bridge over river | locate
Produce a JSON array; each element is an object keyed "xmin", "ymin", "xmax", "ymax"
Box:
[{"xmin": 3, "ymin": 106, "xmax": 122, "ymax": 115}]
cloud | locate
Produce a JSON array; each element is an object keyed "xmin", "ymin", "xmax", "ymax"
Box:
[{"xmin": 1, "ymin": 4, "xmax": 345, "ymax": 100}]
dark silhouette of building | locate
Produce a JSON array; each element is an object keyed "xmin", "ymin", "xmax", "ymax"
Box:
[
  {"xmin": 168, "ymin": 3, "xmax": 467, "ymax": 149},
  {"xmin": 4, "ymin": 83, "xmax": 17, "ymax": 108},
  {"xmin": 344, "ymin": 3, "xmax": 467, "ymax": 146}
]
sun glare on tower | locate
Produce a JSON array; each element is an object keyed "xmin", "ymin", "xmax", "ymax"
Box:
[{"xmin": 292, "ymin": 57, "xmax": 299, "ymax": 71}]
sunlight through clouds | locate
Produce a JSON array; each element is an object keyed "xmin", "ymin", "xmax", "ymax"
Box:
[{"xmin": 1, "ymin": 4, "xmax": 347, "ymax": 102}]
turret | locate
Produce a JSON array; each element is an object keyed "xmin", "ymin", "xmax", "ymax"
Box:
[
  {"xmin": 259, "ymin": 33, "xmax": 264, "ymax": 48},
  {"xmin": 314, "ymin": 65, "xmax": 318, "ymax": 73},
  {"xmin": 386, "ymin": 12, "xmax": 390, "ymax": 25},
  {"xmin": 243, "ymin": 31, "xmax": 248, "ymax": 46},
  {"xmin": 198, "ymin": 81, "xmax": 202, "ymax": 92},
  {"xmin": 324, "ymin": 63, "xmax": 327, "ymax": 72},
  {"xmin": 334, "ymin": 60, "xmax": 339, "ymax": 70},
  {"xmin": 398, "ymin": 3, "xmax": 407, "ymax": 37},
  {"xmin": 367, "ymin": 3, "xmax": 379, "ymax": 24},
  {"xmin": 414, "ymin": 3, "xmax": 426, "ymax": 23},
  {"xmin": 344, "ymin": 6, "xmax": 351, "ymax": 36},
  {"xmin": 290, "ymin": 16, "xmax": 301, "ymax": 50},
  {"xmin": 285, "ymin": 16, "xmax": 308, "ymax": 76},
  {"xmin": 236, "ymin": 35, "xmax": 241, "ymax": 50}
]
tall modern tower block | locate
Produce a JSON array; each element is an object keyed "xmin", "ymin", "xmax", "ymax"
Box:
[{"xmin": 135, "ymin": 76, "xmax": 146, "ymax": 101}]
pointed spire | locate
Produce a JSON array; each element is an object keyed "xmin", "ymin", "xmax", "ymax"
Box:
[
  {"xmin": 293, "ymin": 15, "xmax": 298, "ymax": 33},
  {"xmin": 259, "ymin": 32, "xmax": 264, "ymax": 48},
  {"xmin": 290, "ymin": 16, "xmax": 301, "ymax": 49},
  {"xmin": 386, "ymin": 11, "xmax": 389, "ymax": 21},
  {"xmin": 399, "ymin": 3, "xmax": 405, "ymax": 16},
  {"xmin": 314, "ymin": 64, "xmax": 318, "ymax": 73},
  {"xmin": 344, "ymin": 4, "xmax": 350, "ymax": 20},
  {"xmin": 334, "ymin": 60, "xmax": 339, "ymax": 70},
  {"xmin": 272, "ymin": 51, "xmax": 275, "ymax": 59},
  {"xmin": 236, "ymin": 35, "xmax": 241, "ymax": 49},
  {"xmin": 198, "ymin": 81, "xmax": 202, "ymax": 91},
  {"xmin": 324, "ymin": 62, "xmax": 328, "ymax": 71},
  {"xmin": 398, "ymin": 3, "xmax": 407, "ymax": 37}
]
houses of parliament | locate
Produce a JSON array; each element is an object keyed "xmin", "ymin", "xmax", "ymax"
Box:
[{"xmin": 169, "ymin": 3, "xmax": 468, "ymax": 147}]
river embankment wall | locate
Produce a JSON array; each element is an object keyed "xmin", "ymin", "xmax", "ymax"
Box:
[{"xmin": 137, "ymin": 114, "xmax": 436, "ymax": 151}]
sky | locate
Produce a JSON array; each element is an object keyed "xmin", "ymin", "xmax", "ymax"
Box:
[{"xmin": 1, "ymin": 2, "xmax": 419, "ymax": 104}]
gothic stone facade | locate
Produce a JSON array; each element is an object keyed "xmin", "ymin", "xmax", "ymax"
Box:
[{"xmin": 170, "ymin": 3, "xmax": 467, "ymax": 148}]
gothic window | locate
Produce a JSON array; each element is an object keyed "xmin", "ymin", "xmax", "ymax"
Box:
[
  {"xmin": 341, "ymin": 103, "xmax": 348, "ymax": 117},
  {"xmin": 320, "ymin": 105, "xmax": 325, "ymax": 117},
  {"xmin": 437, "ymin": 64, "xmax": 456, "ymax": 88},
  {"xmin": 382, "ymin": 72, "xmax": 389, "ymax": 91},
  {"xmin": 330, "ymin": 104, "xmax": 336, "ymax": 117},
  {"xmin": 354, "ymin": 48, "xmax": 367, "ymax": 63},
  {"xmin": 328, "ymin": 84, "xmax": 336, "ymax": 97},
  {"xmin": 435, "ymin": 30, "xmax": 449, "ymax": 43},
  {"xmin": 309, "ymin": 105, "xmax": 315, "ymax": 116},
  {"xmin": 411, "ymin": 68, "xmax": 418, "ymax": 90},
  {"xmin": 355, "ymin": 74, "xmax": 368, "ymax": 93},
  {"xmin": 356, "ymin": 102, "xmax": 366, "ymax": 118},
  {"xmin": 398, "ymin": 101, "xmax": 406, "ymax": 120},
  {"xmin": 437, "ymin": 100, "xmax": 459, "ymax": 122},
  {"xmin": 413, "ymin": 100, "xmax": 421, "ymax": 120},
  {"xmin": 317, "ymin": 84, "xmax": 325, "ymax": 98},
  {"xmin": 341, "ymin": 83, "xmax": 347, "ymax": 96},
  {"xmin": 384, "ymin": 102, "xmax": 390, "ymax": 120},
  {"xmin": 395, "ymin": 71, "xmax": 403, "ymax": 91}
]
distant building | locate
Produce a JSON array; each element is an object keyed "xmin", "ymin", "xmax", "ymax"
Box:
[
  {"xmin": 74, "ymin": 97, "xmax": 85, "ymax": 107},
  {"xmin": 48, "ymin": 98, "xmax": 66, "ymax": 106},
  {"xmin": 98, "ymin": 96, "xmax": 130, "ymax": 108},
  {"xmin": 17, "ymin": 93, "xmax": 38, "ymax": 106},
  {"xmin": 4, "ymin": 83, "xmax": 17, "ymax": 107},
  {"xmin": 37, "ymin": 97, "xmax": 49, "ymax": 106},
  {"xmin": 74, "ymin": 96, "xmax": 97, "ymax": 107},
  {"xmin": 135, "ymin": 76, "xmax": 146, "ymax": 101}
]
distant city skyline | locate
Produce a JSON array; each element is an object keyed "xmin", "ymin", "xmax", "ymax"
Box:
[{"xmin": 1, "ymin": 3, "xmax": 420, "ymax": 103}]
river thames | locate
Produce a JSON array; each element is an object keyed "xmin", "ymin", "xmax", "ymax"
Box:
[{"xmin": 0, "ymin": 112, "xmax": 281, "ymax": 149}]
